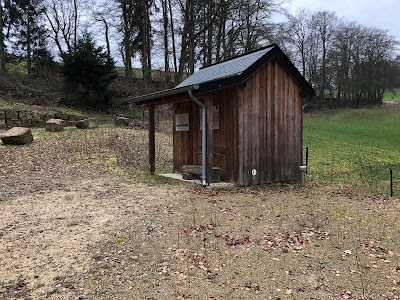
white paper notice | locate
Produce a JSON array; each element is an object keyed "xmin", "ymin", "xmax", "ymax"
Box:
[{"xmin": 176, "ymin": 113, "xmax": 189, "ymax": 131}]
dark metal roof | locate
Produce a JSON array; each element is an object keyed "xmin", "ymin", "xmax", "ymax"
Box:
[
  {"xmin": 128, "ymin": 85, "xmax": 198, "ymax": 103},
  {"xmin": 132, "ymin": 44, "xmax": 315, "ymax": 105},
  {"xmin": 176, "ymin": 45, "xmax": 275, "ymax": 88}
]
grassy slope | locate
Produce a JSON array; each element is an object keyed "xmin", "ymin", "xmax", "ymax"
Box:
[{"xmin": 304, "ymin": 107, "xmax": 400, "ymax": 195}]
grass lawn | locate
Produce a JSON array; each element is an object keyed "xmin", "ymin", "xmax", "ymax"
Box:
[
  {"xmin": 304, "ymin": 106, "xmax": 400, "ymax": 196},
  {"xmin": 383, "ymin": 88, "xmax": 400, "ymax": 102}
]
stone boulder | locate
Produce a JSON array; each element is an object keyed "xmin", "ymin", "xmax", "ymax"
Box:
[
  {"xmin": 76, "ymin": 118, "xmax": 98, "ymax": 129},
  {"xmin": 115, "ymin": 117, "xmax": 129, "ymax": 127},
  {"xmin": 46, "ymin": 118, "xmax": 65, "ymax": 132},
  {"xmin": 1, "ymin": 127, "xmax": 33, "ymax": 145}
]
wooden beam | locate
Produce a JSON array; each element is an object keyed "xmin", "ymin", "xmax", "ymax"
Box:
[
  {"xmin": 205, "ymin": 96, "xmax": 214, "ymax": 184},
  {"xmin": 148, "ymin": 105, "xmax": 155, "ymax": 174}
]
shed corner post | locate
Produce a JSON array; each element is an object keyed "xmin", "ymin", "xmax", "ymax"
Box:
[
  {"xmin": 205, "ymin": 95, "xmax": 214, "ymax": 184},
  {"xmin": 148, "ymin": 104, "xmax": 156, "ymax": 175}
]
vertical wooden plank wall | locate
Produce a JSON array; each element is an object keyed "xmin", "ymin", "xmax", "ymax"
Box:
[
  {"xmin": 235, "ymin": 59, "xmax": 303, "ymax": 185},
  {"xmin": 205, "ymin": 96, "xmax": 214, "ymax": 183},
  {"xmin": 172, "ymin": 59, "xmax": 303, "ymax": 185},
  {"xmin": 148, "ymin": 105, "xmax": 155, "ymax": 174},
  {"xmin": 173, "ymin": 101, "xmax": 193, "ymax": 173}
]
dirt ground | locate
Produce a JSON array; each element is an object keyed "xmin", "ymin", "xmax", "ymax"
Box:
[{"xmin": 1, "ymin": 128, "xmax": 400, "ymax": 299}]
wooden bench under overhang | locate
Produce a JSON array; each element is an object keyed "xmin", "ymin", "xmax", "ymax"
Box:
[{"xmin": 182, "ymin": 165, "xmax": 222, "ymax": 182}]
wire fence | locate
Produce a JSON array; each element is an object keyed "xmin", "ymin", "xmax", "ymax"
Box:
[{"xmin": 307, "ymin": 159, "xmax": 400, "ymax": 198}]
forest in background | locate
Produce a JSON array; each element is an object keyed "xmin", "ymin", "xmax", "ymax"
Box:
[{"xmin": 0, "ymin": 0, "xmax": 399, "ymax": 108}]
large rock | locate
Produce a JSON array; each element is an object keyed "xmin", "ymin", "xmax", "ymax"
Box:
[
  {"xmin": 76, "ymin": 118, "xmax": 98, "ymax": 129},
  {"xmin": 1, "ymin": 127, "xmax": 33, "ymax": 145},
  {"xmin": 115, "ymin": 117, "xmax": 129, "ymax": 127},
  {"xmin": 46, "ymin": 118, "xmax": 64, "ymax": 132}
]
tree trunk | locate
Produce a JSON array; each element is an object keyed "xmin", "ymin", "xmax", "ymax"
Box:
[
  {"xmin": 141, "ymin": 1, "xmax": 152, "ymax": 81},
  {"xmin": 161, "ymin": 0, "xmax": 170, "ymax": 83},
  {"xmin": 26, "ymin": 8, "xmax": 32, "ymax": 74},
  {"xmin": 73, "ymin": 0, "xmax": 78, "ymax": 48},
  {"xmin": 0, "ymin": 2, "xmax": 6, "ymax": 73},
  {"xmin": 177, "ymin": 0, "xmax": 191, "ymax": 82},
  {"xmin": 206, "ymin": 2, "xmax": 213, "ymax": 66},
  {"xmin": 103, "ymin": 17, "xmax": 111, "ymax": 58},
  {"xmin": 187, "ymin": 0, "xmax": 195, "ymax": 75},
  {"xmin": 215, "ymin": 8, "xmax": 223, "ymax": 63},
  {"xmin": 168, "ymin": 0, "xmax": 177, "ymax": 82},
  {"xmin": 121, "ymin": 1, "xmax": 132, "ymax": 78}
]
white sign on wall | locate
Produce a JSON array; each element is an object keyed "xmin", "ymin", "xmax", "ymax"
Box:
[{"xmin": 176, "ymin": 113, "xmax": 189, "ymax": 131}]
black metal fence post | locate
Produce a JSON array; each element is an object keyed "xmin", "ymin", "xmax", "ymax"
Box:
[
  {"xmin": 390, "ymin": 169, "xmax": 393, "ymax": 197},
  {"xmin": 306, "ymin": 147, "xmax": 309, "ymax": 174}
]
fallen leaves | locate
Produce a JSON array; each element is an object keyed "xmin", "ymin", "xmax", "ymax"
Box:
[{"xmin": 224, "ymin": 235, "xmax": 251, "ymax": 247}]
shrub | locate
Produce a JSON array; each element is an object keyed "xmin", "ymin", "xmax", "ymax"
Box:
[{"xmin": 60, "ymin": 33, "xmax": 117, "ymax": 108}]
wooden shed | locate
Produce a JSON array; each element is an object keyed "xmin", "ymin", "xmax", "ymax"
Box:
[{"xmin": 132, "ymin": 44, "xmax": 314, "ymax": 186}]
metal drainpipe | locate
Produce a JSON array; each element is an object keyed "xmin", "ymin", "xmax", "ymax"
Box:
[
  {"xmin": 188, "ymin": 89, "xmax": 207, "ymax": 187},
  {"xmin": 302, "ymin": 101, "xmax": 310, "ymax": 111}
]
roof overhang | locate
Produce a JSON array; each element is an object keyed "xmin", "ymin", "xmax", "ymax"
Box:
[{"xmin": 130, "ymin": 85, "xmax": 200, "ymax": 106}]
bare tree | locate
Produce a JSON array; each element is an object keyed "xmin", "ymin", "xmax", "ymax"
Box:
[
  {"xmin": 312, "ymin": 11, "xmax": 338, "ymax": 105},
  {"xmin": 91, "ymin": 0, "xmax": 116, "ymax": 58},
  {"xmin": 168, "ymin": 0, "xmax": 178, "ymax": 80},
  {"xmin": 160, "ymin": 0, "xmax": 170, "ymax": 82},
  {"xmin": 44, "ymin": 0, "xmax": 80, "ymax": 56},
  {"xmin": 282, "ymin": 9, "xmax": 313, "ymax": 77}
]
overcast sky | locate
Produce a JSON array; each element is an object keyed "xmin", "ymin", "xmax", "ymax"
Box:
[{"xmin": 282, "ymin": 0, "xmax": 400, "ymax": 40}]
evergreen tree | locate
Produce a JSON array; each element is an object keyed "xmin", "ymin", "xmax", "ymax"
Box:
[
  {"xmin": 60, "ymin": 33, "xmax": 117, "ymax": 107},
  {"xmin": 9, "ymin": 0, "xmax": 47, "ymax": 74}
]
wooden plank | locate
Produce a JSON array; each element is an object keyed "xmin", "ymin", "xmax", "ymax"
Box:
[
  {"xmin": 279, "ymin": 64, "xmax": 285, "ymax": 182},
  {"xmin": 192, "ymin": 100, "xmax": 200, "ymax": 165},
  {"xmin": 237, "ymin": 86, "xmax": 244, "ymax": 185},
  {"xmin": 273, "ymin": 60, "xmax": 280, "ymax": 182},
  {"xmin": 231, "ymin": 88, "xmax": 238, "ymax": 182},
  {"xmin": 220, "ymin": 89, "xmax": 230, "ymax": 181},
  {"xmin": 232, "ymin": 87, "xmax": 238, "ymax": 183},
  {"xmin": 295, "ymin": 84, "xmax": 302, "ymax": 181},
  {"xmin": 289, "ymin": 75, "xmax": 296, "ymax": 181},
  {"xmin": 266, "ymin": 62, "xmax": 273, "ymax": 183},
  {"xmin": 259, "ymin": 65, "xmax": 267, "ymax": 184},
  {"xmin": 286, "ymin": 76, "xmax": 290, "ymax": 180},
  {"xmin": 205, "ymin": 95, "xmax": 214, "ymax": 184},
  {"xmin": 282, "ymin": 69, "xmax": 289, "ymax": 181},
  {"xmin": 213, "ymin": 91, "xmax": 222, "ymax": 171},
  {"xmin": 287, "ymin": 77, "xmax": 295, "ymax": 181},
  {"xmin": 187, "ymin": 102, "xmax": 192, "ymax": 166},
  {"xmin": 251, "ymin": 71, "xmax": 260, "ymax": 185},
  {"xmin": 148, "ymin": 105, "xmax": 156, "ymax": 174},
  {"xmin": 173, "ymin": 103, "xmax": 178, "ymax": 172},
  {"xmin": 174, "ymin": 101, "xmax": 192, "ymax": 173},
  {"xmin": 243, "ymin": 78, "xmax": 252, "ymax": 186}
]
